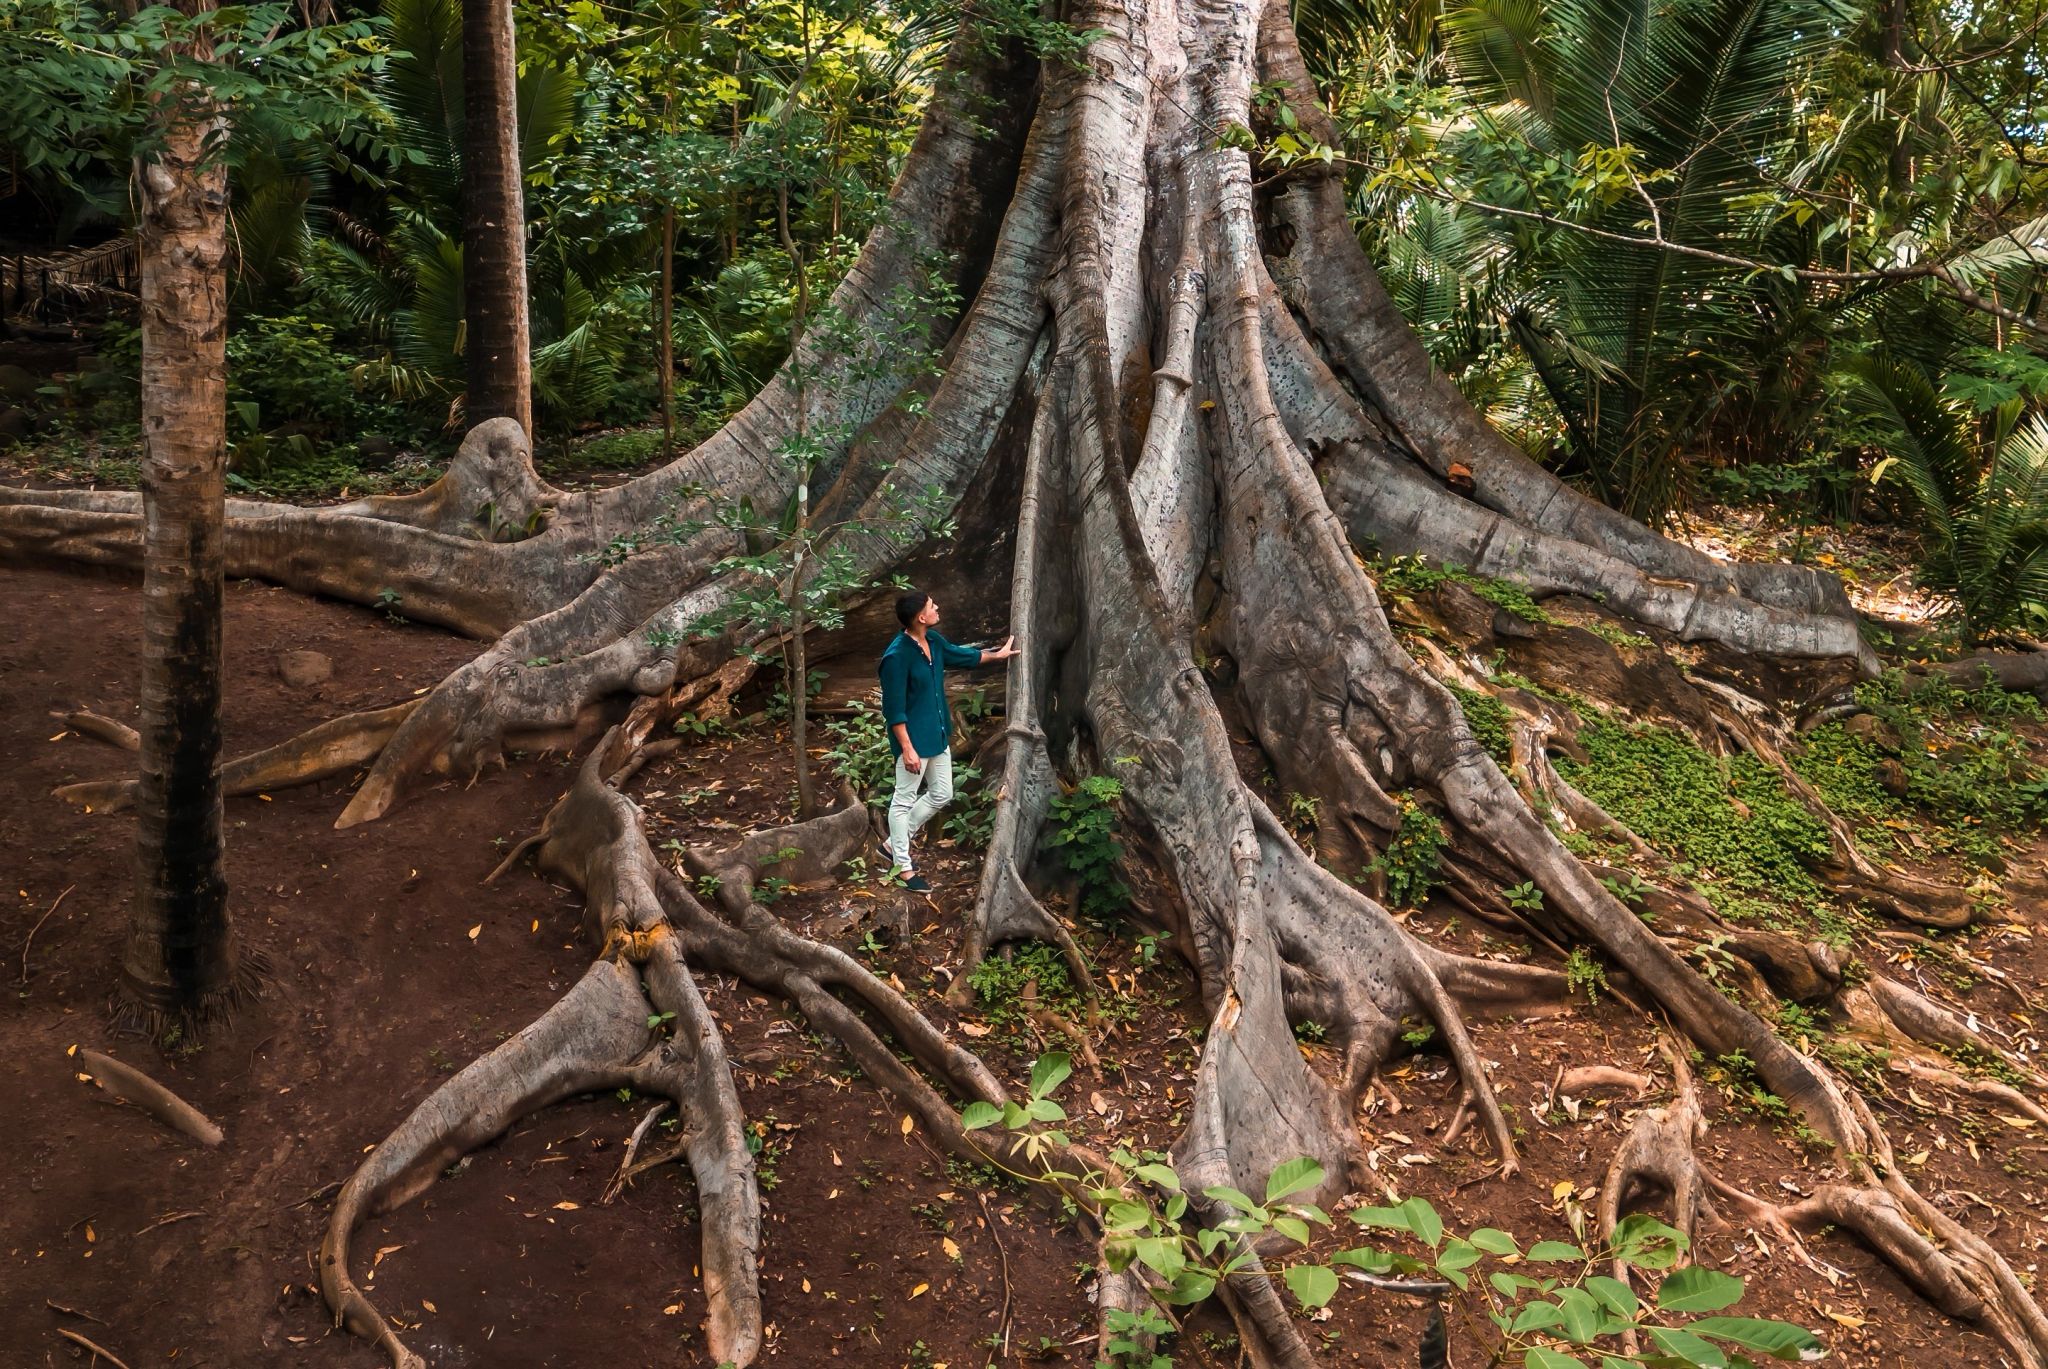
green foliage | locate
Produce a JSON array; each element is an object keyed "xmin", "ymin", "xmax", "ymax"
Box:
[
  {"xmin": 1376, "ymin": 555, "xmax": 1556, "ymax": 624},
  {"xmin": 1843, "ymin": 353, "xmax": 2048, "ymax": 639},
  {"xmin": 1370, "ymin": 794, "xmax": 1446, "ymax": 907},
  {"xmin": 939, "ymin": 762, "xmax": 995, "ymax": 851},
  {"xmin": 1794, "ymin": 670, "xmax": 2048, "ymax": 867},
  {"xmin": 1049, "ymin": 775, "xmax": 1132, "ymax": 924},
  {"xmin": 1556, "ymin": 721, "xmax": 1832, "ymax": 920},
  {"xmin": 965, "ymin": 1055, "xmax": 1823, "ymax": 1368},
  {"xmin": 1563, "ymin": 947, "xmax": 1608, "ymax": 1005},
  {"xmin": 965, "ymin": 942, "xmax": 1084, "ymax": 1037},
  {"xmin": 1446, "ymin": 681, "xmax": 1514, "ymax": 765}
]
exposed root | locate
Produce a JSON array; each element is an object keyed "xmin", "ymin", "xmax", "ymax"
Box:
[
  {"xmin": 56, "ymin": 700, "xmax": 423, "ymax": 814},
  {"xmin": 59, "ymin": 709, "xmax": 140, "ymax": 751},
  {"xmin": 56, "ymin": 1327, "xmax": 136, "ymax": 1369},
  {"xmin": 319, "ymin": 962, "xmax": 658, "ymax": 1369},
  {"xmin": 1597, "ymin": 1047, "xmax": 1715, "ymax": 1255},
  {"xmin": 74, "ymin": 1047, "xmax": 224, "ymax": 1147}
]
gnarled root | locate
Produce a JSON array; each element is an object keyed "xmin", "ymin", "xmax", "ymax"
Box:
[{"xmin": 318, "ymin": 960, "xmax": 661, "ymax": 1369}]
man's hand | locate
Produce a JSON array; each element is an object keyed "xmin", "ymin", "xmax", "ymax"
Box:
[
  {"xmin": 902, "ymin": 750, "xmax": 923, "ymax": 774},
  {"xmin": 987, "ymin": 634, "xmax": 1021, "ymax": 662}
]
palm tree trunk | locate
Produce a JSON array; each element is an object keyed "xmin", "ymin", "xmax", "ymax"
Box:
[
  {"xmin": 121, "ymin": 31, "xmax": 242, "ymax": 1027},
  {"xmin": 462, "ymin": 0, "xmax": 532, "ymax": 439},
  {"xmin": 659, "ymin": 205, "xmax": 676, "ymax": 457}
]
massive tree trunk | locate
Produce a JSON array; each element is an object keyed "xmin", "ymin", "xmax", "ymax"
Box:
[
  {"xmin": 11, "ymin": 0, "xmax": 2048, "ymax": 1363},
  {"xmin": 118, "ymin": 22, "xmax": 248, "ymax": 1029},
  {"xmin": 461, "ymin": 0, "xmax": 532, "ymax": 437}
]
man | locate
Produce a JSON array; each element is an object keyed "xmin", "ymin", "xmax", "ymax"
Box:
[{"xmin": 878, "ymin": 590, "xmax": 1018, "ymax": 891}]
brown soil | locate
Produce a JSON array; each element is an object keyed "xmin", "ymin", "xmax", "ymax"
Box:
[{"xmin": 2, "ymin": 558, "xmax": 2043, "ymax": 1368}]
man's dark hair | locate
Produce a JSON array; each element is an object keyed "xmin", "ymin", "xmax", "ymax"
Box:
[{"xmin": 895, "ymin": 590, "xmax": 931, "ymax": 628}]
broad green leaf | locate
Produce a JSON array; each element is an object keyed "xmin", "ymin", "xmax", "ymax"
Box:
[
  {"xmin": 1527, "ymin": 1241, "xmax": 1586, "ymax": 1263},
  {"xmin": 1266, "ymin": 1156, "xmax": 1326, "ymax": 1203},
  {"xmin": 1331, "ymin": 1246, "xmax": 1397, "ymax": 1273},
  {"xmin": 1656, "ymin": 1266, "xmax": 1744, "ymax": 1314},
  {"xmin": 1132, "ymin": 1236, "xmax": 1185, "ymax": 1278},
  {"xmin": 1525, "ymin": 1349, "xmax": 1588, "ymax": 1369},
  {"xmin": 1029, "ymin": 1052, "xmax": 1072, "ymax": 1098},
  {"xmin": 1401, "ymin": 1196, "xmax": 1444, "ymax": 1248},
  {"xmin": 1469, "ymin": 1227, "xmax": 1520, "ymax": 1256},
  {"xmin": 1511, "ymin": 1300, "xmax": 1566, "ymax": 1334},
  {"xmin": 1001, "ymin": 1101, "xmax": 1028, "ymax": 1129},
  {"xmin": 1686, "ymin": 1315, "xmax": 1824, "ymax": 1359},
  {"xmin": 960, "ymin": 1101, "xmax": 1002, "ymax": 1131},
  {"xmin": 1585, "ymin": 1275, "xmax": 1640, "ymax": 1318},
  {"xmin": 1645, "ymin": 1325, "xmax": 1729, "ymax": 1367},
  {"xmin": 1165, "ymin": 1269, "xmax": 1216, "ymax": 1304},
  {"xmin": 1557, "ymin": 1287, "xmax": 1604, "ymax": 1343},
  {"xmin": 1204, "ymin": 1184, "xmax": 1263, "ymax": 1215},
  {"xmin": 1134, "ymin": 1163, "xmax": 1181, "ymax": 1192},
  {"xmin": 1436, "ymin": 1238, "xmax": 1483, "ymax": 1274},
  {"xmin": 1612, "ymin": 1213, "xmax": 1689, "ymax": 1270},
  {"xmin": 1104, "ymin": 1201, "xmax": 1151, "ymax": 1232},
  {"xmin": 1272, "ymin": 1215, "xmax": 1313, "ymax": 1246},
  {"xmin": 1350, "ymin": 1204, "xmax": 1413, "ymax": 1235},
  {"xmin": 1024, "ymin": 1097, "xmax": 1067, "ymax": 1123},
  {"xmin": 1283, "ymin": 1263, "xmax": 1339, "ymax": 1309}
]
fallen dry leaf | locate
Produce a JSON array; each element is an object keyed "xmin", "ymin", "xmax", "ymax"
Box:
[{"xmin": 467, "ymin": 924, "xmax": 482, "ymax": 940}]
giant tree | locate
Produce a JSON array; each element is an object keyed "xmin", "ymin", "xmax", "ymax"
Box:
[{"xmin": 11, "ymin": 0, "xmax": 2048, "ymax": 1364}]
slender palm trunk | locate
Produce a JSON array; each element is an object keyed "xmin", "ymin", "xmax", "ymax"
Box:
[
  {"xmin": 121, "ymin": 45, "xmax": 242, "ymax": 1026},
  {"xmin": 462, "ymin": 0, "xmax": 531, "ymax": 438},
  {"xmin": 659, "ymin": 205, "xmax": 676, "ymax": 457}
]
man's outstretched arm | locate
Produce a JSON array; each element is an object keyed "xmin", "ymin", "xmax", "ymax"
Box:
[{"xmin": 943, "ymin": 634, "xmax": 1019, "ymax": 667}]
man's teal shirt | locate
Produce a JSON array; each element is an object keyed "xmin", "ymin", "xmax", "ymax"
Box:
[{"xmin": 879, "ymin": 630, "xmax": 982, "ymax": 758}]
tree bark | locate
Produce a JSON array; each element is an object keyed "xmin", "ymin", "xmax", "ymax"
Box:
[
  {"xmin": 120, "ymin": 22, "xmax": 243, "ymax": 1026},
  {"xmin": 461, "ymin": 0, "xmax": 532, "ymax": 438}
]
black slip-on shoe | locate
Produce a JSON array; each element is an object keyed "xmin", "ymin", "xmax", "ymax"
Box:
[{"xmin": 902, "ymin": 874, "xmax": 932, "ymax": 893}]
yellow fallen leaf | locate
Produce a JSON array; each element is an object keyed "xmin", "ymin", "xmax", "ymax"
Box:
[
  {"xmin": 48, "ymin": 732, "xmax": 67, "ymax": 741},
  {"xmin": 468, "ymin": 924, "xmax": 482, "ymax": 940},
  {"xmin": 802, "ymin": 1278, "xmax": 812, "ymax": 1292},
  {"xmin": 909, "ymin": 1283, "xmax": 928, "ymax": 1298},
  {"xmin": 531, "ymin": 920, "xmax": 539, "ymax": 933},
  {"xmin": 420, "ymin": 1300, "xmax": 436, "ymax": 1313},
  {"xmin": 1825, "ymin": 1311, "xmax": 1867, "ymax": 1329},
  {"xmin": 372, "ymin": 1244, "xmax": 403, "ymax": 1267},
  {"xmin": 662, "ymin": 1304, "xmax": 684, "ymax": 1316},
  {"xmin": 258, "ymin": 793, "xmax": 272, "ymax": 802},
  {"xmin": 958, "ymin": 1022, "xmax": 991, "ymax": 1038},
  {"xmin": 1999, "ymin": 1114, "xmax": 2038, "ymax": 1129},
  {"xmin": 900, "ymin": 1114, "xmax": 914, "ymax": 1136},
  {"xmin": 942, "ymin": 1237, "xmax": 961, "ymax": 1261},
  {"xmin": 553, "ymin": 1201, "xmax": 579, "ymax": 1210},
  {"xmin": 84, "ymin": 1225, "xmax": 95, "ymax": 1243}
]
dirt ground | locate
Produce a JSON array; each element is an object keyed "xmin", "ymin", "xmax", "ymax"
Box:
[{"xmin": 3, "ymin": 556, "xmax": 2046, "ymax": 1368}]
